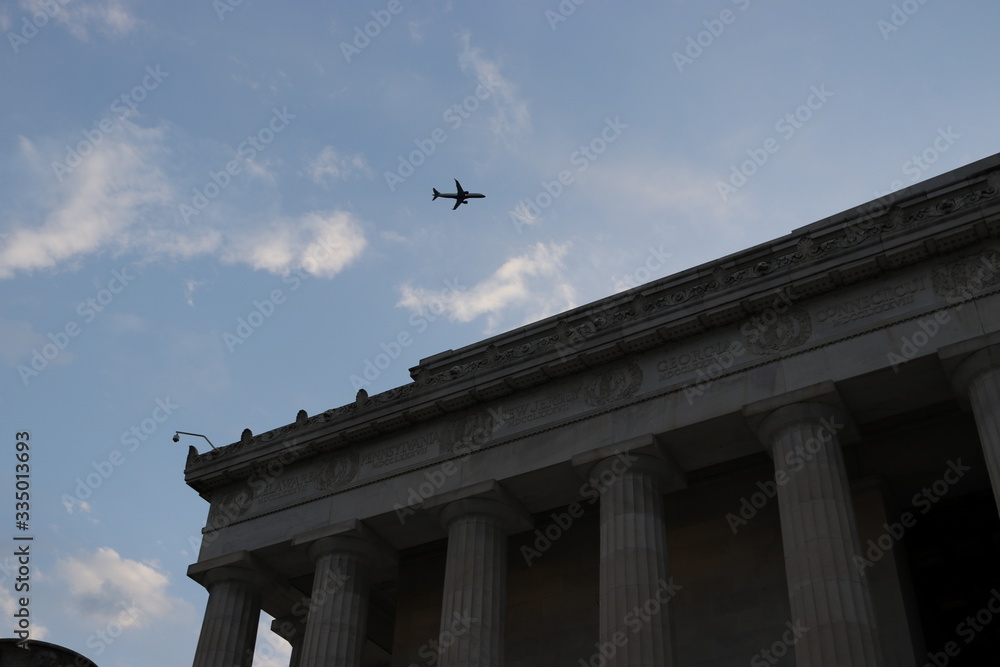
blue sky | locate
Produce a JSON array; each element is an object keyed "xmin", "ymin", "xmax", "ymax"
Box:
[{"xmin": 1, "ymin": 1, "xmax": 998, "ymax": 664}]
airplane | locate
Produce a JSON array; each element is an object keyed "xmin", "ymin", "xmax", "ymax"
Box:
[{"xmin": 433, "ymin": 179, "xmax": 485, "ymax": 210}]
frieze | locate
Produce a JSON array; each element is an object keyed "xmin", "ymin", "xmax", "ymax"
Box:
[
  {"xmin": 657, "ymin": 342, "xmax": 739, "ymax": 381},
  {"xmin": 814, "ymin": 277, "xmax": 925, "ymax": 327},
  {"xmin": 189, "ymin": 171, "xmax": 1000, "ymax": 467},
  {"xmin": 931, "ymin": 247, "xmax": 1000, "ymax": 302},
  {"xmin": 360, "ymin": 434, "xmax": 438, "ymax": 470},
  {"xmin": 581, "ymin": 363, "xmax": 643, "ymax": 407},
  {"xmin": 318, "ymin": 449, "xmax": 360, "ymax": 488},
  {"xmin": 746, "ymin": 307, "xmax": 813, "ymax": 355},
  {"xmin": 495, "ymin": 391, "xmax": 578, "ymax": 428}
]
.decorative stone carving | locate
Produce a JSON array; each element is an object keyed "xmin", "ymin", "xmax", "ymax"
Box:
[
  {"xmin": 581, "ymin": 363, "xmax": 643, "ymax": 407},
  {"xmin": 746, "ymin": 307, "xmax": 813, "ymax": 355},
  {"xmin": 316, "ymin": 450, "xmax": 360, "ymax": 490}
]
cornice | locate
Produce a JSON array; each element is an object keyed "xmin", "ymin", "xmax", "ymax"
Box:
[{"xmin": 185, "ymin": 154, "xmax": 1000, "ymax": 484}]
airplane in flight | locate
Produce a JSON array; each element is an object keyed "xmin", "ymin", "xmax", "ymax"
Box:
[{"xmin": 433, "ymin": 179, "xmax": 485, "ymax": 210}]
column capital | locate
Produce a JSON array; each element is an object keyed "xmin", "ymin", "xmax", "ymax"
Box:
[
  {"xmin": 743, "ymin": 381, "xmax": 859, "ymax": 451},
  {"xmin": 187, "ymin": 550, "xmax": 276, "ymax": 595},
  {"xmin": 424, "ymin": 479, "xmax": 533, "ymax": 534},
  {"xmin": 939, "ymin": 332, "xmax": 1000, "ymax": 400},
  {"xmin": 572, "ymin": 433, "xmax": 686, "ymax": 493},
  {"xmin": 292, "ymin": 518, "xmax": 396, "ymax": 568}
]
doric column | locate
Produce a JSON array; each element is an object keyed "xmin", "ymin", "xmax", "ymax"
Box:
[
  {"xmin": 746, "ymin": 387, "xmax": 883, "ymax": 667},
  {"xmin": 270, "ymin": 614, "xmax": 306, "ymax": 667},
  {"xmin": 189, "ymin": 553, "xmax": 272, "ymax": 667},
  {"xmin": 941, "ymin": 336, "xmax": 1000, "ymax": 516},
  {"xmin": 292, "ymin": 521, "xmax": 394, "ymax": 667},
  {"xmin": 427, "ymin": 480, "xmax": 532, "ymax": 667},
  {"xmin": 574, "ymin": 437, "xmax": 684, "ymax": 667}
]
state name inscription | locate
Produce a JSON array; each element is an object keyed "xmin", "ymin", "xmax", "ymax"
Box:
[
  {"xmin": 360, "ymin": 433, "xmax": 439, "ymax": 469},
  {"xmin": 496, "ymin": 391, "xmax": 577, "ymax": 428},
  {"xmin": 815, "ymin": 277, "xmax": 925, "ymax": 327}
]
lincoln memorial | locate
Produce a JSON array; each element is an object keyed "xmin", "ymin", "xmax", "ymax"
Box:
[{"xmin": 184, "ymin": 153, "xmax": 1000, "ymax": 666}]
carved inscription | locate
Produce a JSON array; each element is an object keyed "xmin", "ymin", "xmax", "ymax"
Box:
[
  {"xmin": 814, "ymin": 277, "xmax": 925, "ymax": 327},
  {"xmin": 251, "ymin": 471, "xmax": 319, "ymax": 505},
  {"xmin": 496, "ymin": 391, "xmax": 578, "ymax": 428},
  {"xmin": 657, "ymin": 342, "xmax": 737, "ymax": 381},
  {"xmin": 360, "ymin": 433, "xmax": 439, "ymax": 470}
]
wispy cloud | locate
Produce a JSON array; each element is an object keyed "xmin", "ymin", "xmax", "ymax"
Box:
[
  {"xmin": 457, "ymin": 30, "xmax": 531, "ymax": 144},
  {"xmin": 0, "ymin": 125, "xmax": 172, "ymax": 279},
  {"xmin": 0, "ymin": 586, "xmax": 49, "ymax": 639},
  {"xmin": 398, "ymin": 241, "xmax": 574, "ymax": 333},
  {"xmin": 22, "ymin": 0, "xmax": 137, "ymax": 41},
  {"xmin": 1, "ymin": 126, "xmax": 369, "ymax": 280},
  {"xmin": 306, "ymin": 145, "xmax": 372, "ymax": 187}
]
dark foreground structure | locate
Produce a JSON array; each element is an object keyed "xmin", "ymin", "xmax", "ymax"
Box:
[
  {"xmin": 185, "ymin": 154, "xmax": 1000, "ymax": 666},
  {"xmin": 0, "ymin": 639, "xmax": 98, "ymax": 667}
]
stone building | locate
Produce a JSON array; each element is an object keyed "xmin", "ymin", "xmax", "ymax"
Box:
[{"xmin": 184, "ymin": 153, "xmax": 1000, "ymax": 666}]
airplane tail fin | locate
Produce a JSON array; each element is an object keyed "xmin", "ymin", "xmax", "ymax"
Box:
[{"xmin": 432, "ymin": 188, "xmax": 440, "ymax": 200}]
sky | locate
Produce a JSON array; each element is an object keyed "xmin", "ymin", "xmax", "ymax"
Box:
[{"xmin": 1, "ymin": 1, "xmax": 999, "ymax": 665}]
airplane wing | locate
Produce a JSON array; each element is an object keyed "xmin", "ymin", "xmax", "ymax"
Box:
[
  {"xmin": 454, "ymin": 178, "xmax": 463, "ymax": 193},
  {"xmin": 452, "ymin": 198, "xmax": 462, "ymax": 210}
]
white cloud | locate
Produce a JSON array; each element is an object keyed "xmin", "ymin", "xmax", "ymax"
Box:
[
  {"xmin": 54, "ymin": 547, "xmax": 192, "ymax": 629},
  {"xmin": 62, "ymin": 496, "xmax": 92, "ymax": 514},
  {"xmin": 1, "ymin": 126, "xmax": 369, "ymax": 281},
  {"xmin": 457, "ymin": 31, "xmax": 531, "ymax": 144},
  {"xmin": 397, "ymin": 241, "xmax": 575, "ymax": 333},
  {"xmin": 307, "ymin": 146, "xmax": 372, "ymax": 186},
  {"xmin": 0, "ymin": 125, "xmax": 172, "ymax": 279},
  {"xmin": 22, "ymin": 0, "xmax": 137, "ymax": 41},
  {"xmin": 0, "ymin": 584, "xmax": 49, "ymax": 640},
  {"xmin": 221, "ymin": 210, "xmax": 368, "ymax": 278}
]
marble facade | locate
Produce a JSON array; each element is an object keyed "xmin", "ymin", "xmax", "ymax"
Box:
[{"xmin": 185, "ymin": 154, "xmax": 1000, "ymax": 666}]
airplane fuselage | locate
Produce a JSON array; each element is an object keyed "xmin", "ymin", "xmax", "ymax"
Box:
[{"xmin": 433, "ymin": 179, "xmax": 486, "ymax": 209}]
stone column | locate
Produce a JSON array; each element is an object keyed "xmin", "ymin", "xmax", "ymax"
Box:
[
  {"xmin": 189, "ymin": 555, "xmax": 272, "ymax": 667},
  {"xmin": 293, "ymin": 523, "xmax": 392, "ymax": 667},
  {"xmin": 270, "ymin": 615, "xmax": 306, "ymax": 667},
  {"xmin": 428, "ymin": 481, "xmax": 531, "ymax": 667},
  {"xmin": 751, "ymin": 398, "xmax": 883, "ymax": 666},
  {"xmin": 591, "ymin": 451, "xmax": 678, "ymax": 667},
  {"xmin": 942, "ymin": 339, "xmax": 1000, "ymax": 517}
]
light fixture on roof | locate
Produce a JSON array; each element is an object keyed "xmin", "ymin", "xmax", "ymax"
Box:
[{"xmin": 173, "ymin": 431, "xmax": 216, "ymax": 450}]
